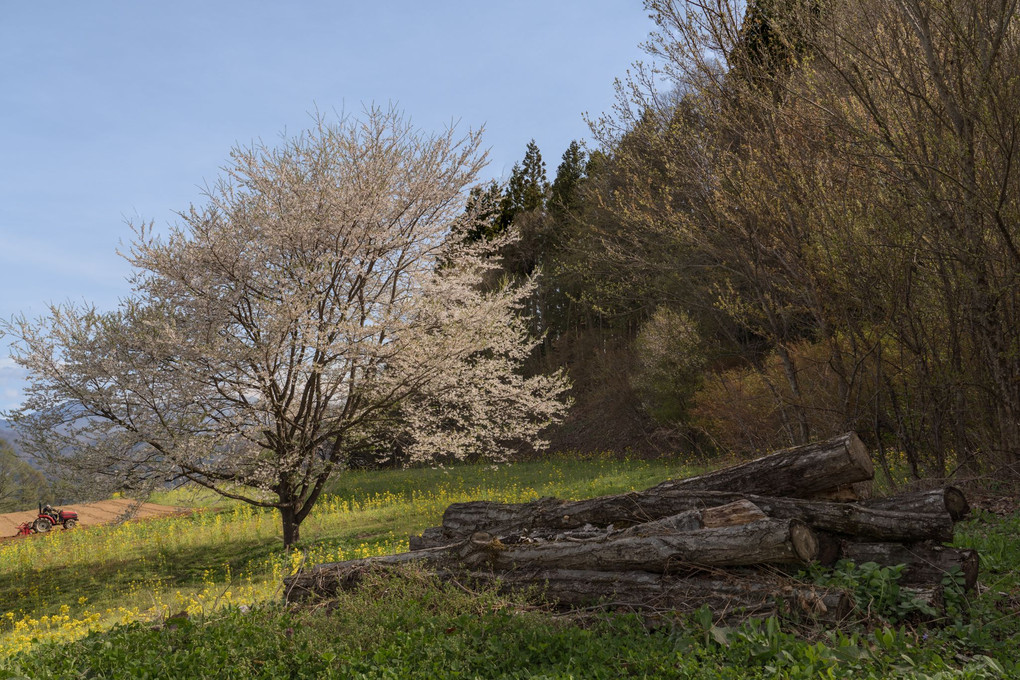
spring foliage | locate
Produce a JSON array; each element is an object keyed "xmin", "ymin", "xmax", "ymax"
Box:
[{"xmin": 2, "ymin": 107, "xmax": 569, "ymax": 545}]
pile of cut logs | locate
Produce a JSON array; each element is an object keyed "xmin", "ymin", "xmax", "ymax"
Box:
[{"xmin": 285, "ymin": 433, "xmax": 976, "ymax": 623}]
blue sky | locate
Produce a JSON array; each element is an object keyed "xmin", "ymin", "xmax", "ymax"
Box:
[{"xmin": 0, "ymin": 1, "xmax": 654, "ymax": 411}]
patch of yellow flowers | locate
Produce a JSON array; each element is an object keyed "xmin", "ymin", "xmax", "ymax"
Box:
[
  {"xmin": 0, "ymin": 539, "xmax": 408, "ymax": 657},
  {"xmin": 0, "ymin": 480, "xmax": 557, "ymax": 657},
  {"xmin": 0, "ymin": 457, "xmax": 712, "ymax": 657},
  {"xmin": 2, "ymin": 606, "xmax": 102, "ymax": 657}
]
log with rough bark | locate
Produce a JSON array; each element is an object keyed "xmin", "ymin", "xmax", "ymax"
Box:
[
  {"xmin": 414, "ymin": 489, "xmax": 954, "ymax": 549},
  {"xmin": 839, "ymin": 542, "xmax": 978, "ymax": 591},
  {"xmin": 413, "ymin": 494, "xmax": 775, "ymax": 549},
  {"xmin": 648, "ymin": 432, "xmax": 873, "ymax": 499},
  {"xmin": 899, "ymin": 586, "xmax": 945, "ymax": 617},
  {"xmin": 477, "ymin": 569, "xmax": 855, "ymax": 622},
  {"xmin": 481, "ymin": 519, "xmax": 818, "ymax": 572},
  {"xmin": 546, "ymin": 500, "xmax": 768, "ymax": 542},
  {"xmin": 739, "ymin": 497, "xmax": 953, "ymax": 543},
  {"xmin": 410, "ymin": 527, "xmax": 446, "ymax": 550},
  {"xmin": 700, "ymin": 498, "xmax": 771, "ymax": 529},
  {"xmin": 286, "ymin": 563, "xmax": 854, "ymax": 623},
  {"xmin": 414, "ymin": 501, "xmax": 769, "ymax": 550},
  {"xmin": 860, "ymin": 487, "xmax": 970, "ymax": 522},
  {"xmin": 291, "ymin": 519, "xmax": 819, "ymax": 599}
]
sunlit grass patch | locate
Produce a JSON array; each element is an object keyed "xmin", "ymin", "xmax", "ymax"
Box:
[
  {"xmin": 0, "ymin": 455, "xmax": 696, "ymax": 657},
  {"xmin": 1, "ymin": 453, "xmax": 1019, "ymax": 677}
]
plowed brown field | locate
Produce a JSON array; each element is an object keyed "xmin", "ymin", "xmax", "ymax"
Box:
[{"xmin": 0, "ymin": 498, "xmax": 190, "ymax": 537}]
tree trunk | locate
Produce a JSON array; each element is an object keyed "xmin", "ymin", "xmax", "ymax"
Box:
[
  {"xmin": 410, "ymin": 527, "xmax": 446, "ymax": 551},
  {"xmin": 648, "ymin": 432, "xmax": 873, "ymax": 499},
  {"xmin": 299, "ymin": 518, "xmax": 820, "ymax": 588},
  {"xmin": 467, "ymin": 569, "xmax": 855, "ymax": 623},
  {"xmin": 839, "ymin": 542, "xmax": 978, "ymax": 591},
  {"xmin": 415, "ymin": 493, "xmax": 775, "ymax": 548},
  {"xmin": 417, "ymin": 490, "xmax": 953, "ymax": 548},
  {"xmin": 285, "ymin": 564, "xmax": 854, "ymax": 623},
  {"xmin": 477, "ymin": 519, "xmax": 818, "ymax": 572},
  {"xmin": 859, "ymin": 487, "xmax": 970, "ymax": 522},
  {"xmin": 736, "ymin": 496, "xmax": 954, "ymax": 543},
  {"xmin": 414, "ymin": 432, "xmax": 876, "ymax": 547},
  {"xmin": 502, "ymin": 500, "xmax": 770, "ymax": 544},
  {"xmin": 699, "ymin": 498, "xmax": 770, "ymax": 528},
  {"xmin": 600, "ymin": 510, "xmax": 702, "ymax": 538},
  {"xmin": 281, "ymin": 505, "xmax": 300, "ymax": 548}
]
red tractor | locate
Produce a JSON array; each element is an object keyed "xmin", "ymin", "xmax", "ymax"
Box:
[{"xmin": 32, "ymin": 503, "xmax": 78, "ymax": 533}]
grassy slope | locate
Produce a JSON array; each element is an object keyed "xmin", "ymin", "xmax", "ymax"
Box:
[
  {"xmin": 0, "ymin": 457, "xmax": 694, "ymax": 650},
  {"xmin": 0, "ymin": 456, "xmax": 1018, "ymax": 679}
]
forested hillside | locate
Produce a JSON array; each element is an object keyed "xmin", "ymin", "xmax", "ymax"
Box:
[
  {"xmin": 470, "ymin": 0, "xmax": 1020, "ymax": 482},
  {"xmin": 4, "ymin": 0, "xmax": 1017, "ymax": 534}
]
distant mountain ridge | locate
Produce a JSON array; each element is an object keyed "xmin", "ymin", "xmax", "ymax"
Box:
[{"xmin": 0, "ymin": 419, "xmax": 29, "ymax": 461}]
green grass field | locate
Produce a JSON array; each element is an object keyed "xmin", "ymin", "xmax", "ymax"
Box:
[{"xmin": 1, "ymin": 455, "xmax": 1018, "ymax": 678}]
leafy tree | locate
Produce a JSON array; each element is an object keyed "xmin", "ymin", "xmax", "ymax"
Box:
[
  {"xmin": 570, "ymin": 0, "xmax": 1020, "ymax": 471},
  {"xmin": 2, "ymin": 108, "xmax": 570, "ymax": 547},
  {"xmin": 731, "ymin": 0, "xmax": 818, "ymax": 93},
  {"xmin": 632, "ymin": 307, "xmax": 704, "ymax": 425}
]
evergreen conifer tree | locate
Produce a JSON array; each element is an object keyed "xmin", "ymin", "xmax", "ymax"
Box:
[
  {"xmin": 461, "ymin": 180, "xmax": 503, "ymax": 243},
  {"xmin": 499, "ymin": 140, "xmax": 548, "ymax": 232},
  {"xmin": 549, "ymin": 141, "xmax": 586, "ymax": 222}
]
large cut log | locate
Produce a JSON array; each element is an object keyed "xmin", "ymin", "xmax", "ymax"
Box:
[
  {"xmin": 478, "ymin": 519, "xmax": 818, "ymax": 572},
  {"xmin": 415, "ymin": 433, "xmax": 872, "ymax": 548},
  {"xmin": 860, "ymin": 487, "xmax": 970, "ymax": 522},
  {"xmin": 583, "ymin": 495, "xmax": 950, "ymax": 543},
  {"xmin": 742, "ymin": 497, "xmax": 953, "ymax": 543},
  {"xmin": 300, "ymin": 519, "xmax": 819, "ymax": 595},
  {"xmin": 410, "ymin": 527, "xmax": 446, "ymax": 550},
  {"xmin": 286, "ymin": 564, "xmax": 854, "ymax": 623},
  {"xmin": 475, "ymin": 569, "xmax": 855, "ymax": 622},
  {"xmin": 610, "ymin": 509, "xmax": 703, "ymax": 538},
  {"xmin": 840, "ymin": 542, "xmax": 978, "ymax": 591},
  {"xmin": 648, "ymin": 432, "xmax": 873, "ymax": 499},
  {"xmin": 415, "ymin": 494, "xmax": 775, "ymax": 548},
  {"xmin": 699, "ymin": 498, "xmax": 771, "ymax": 529},
  {"xmin": 516, "ymin": 500, "xmax": 769, "ymax": 543},
  {"xmin": 417, "ymin": 489, "xmax": 953, "ymax": 548},
  {"xmin": 899, "ymin": 586, "xmax": 945, "ymax": 618}
]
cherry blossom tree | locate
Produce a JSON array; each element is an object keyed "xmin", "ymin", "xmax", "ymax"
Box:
[{"xmin": 2, "ymin": 107, "xmax": 570, "ymax": 547}]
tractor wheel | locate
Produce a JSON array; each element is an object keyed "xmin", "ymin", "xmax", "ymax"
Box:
[
  {"xmin": 33, "ymin": 517, "xmax": 53, "ymax": 533},
  {"xmin": 63, "ymin": 518, "xmax": 78, "ymax": 530}
]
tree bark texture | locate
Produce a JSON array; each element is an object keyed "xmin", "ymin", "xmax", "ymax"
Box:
[
  {"xmin": 296, "ymin": 519, "xmax": 819, "ymax": 594},
  {"xmin": 417, "ymin": 490, "xmax": 955, "ymax": 548},
  {"xmin": 281, "ymin": 505, "xmax": 300, "ymax": 548},
  {"xmin": 287, "ymin": 432, "xmax": 979, "ymax": 624},
  {"xmin": 647, "ymin": 432, "xmax": 873, "ymax": 499},
  {"xmin": 284, "ymin": 564, "xmax": 853, "ymax": 623},
  {"xmin": 479, "ymin": 519, "xmax": 818, "ymax": 572},
  {"xmin": 472, "ymin": 569, "xmax": 855, "ymax": 622},
  {"xmin": 519, "ymin": 500, "xmax": 769, "ymax": 543},
  {"xmin": 839, "ymin": 542, "xmax": 978, "ymax": 591},
  {"xmin": 860, "ymin": 487, "xmax": 970, "ymax": 522}
]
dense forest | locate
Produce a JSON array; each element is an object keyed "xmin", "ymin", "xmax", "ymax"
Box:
[{"xmin": 468, "ymin": 0, "xmax": 1020, "ymax": 482}]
